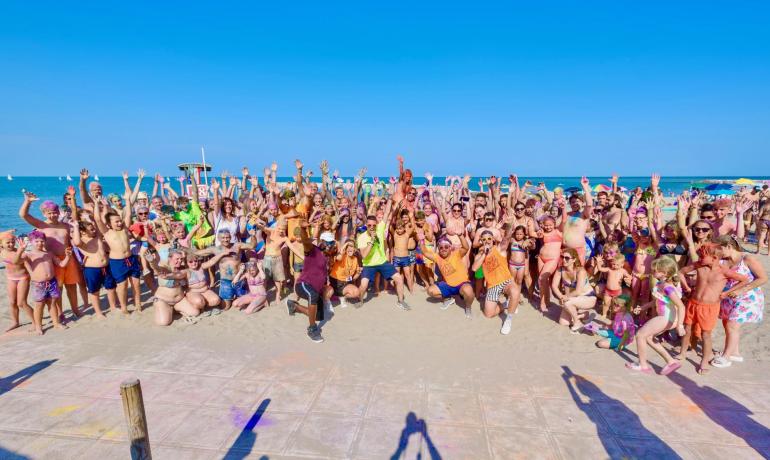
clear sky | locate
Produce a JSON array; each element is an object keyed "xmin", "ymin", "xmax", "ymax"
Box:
[{"xmin": 1, "ymin": 1, "xmax": 769, "ymax": 177}]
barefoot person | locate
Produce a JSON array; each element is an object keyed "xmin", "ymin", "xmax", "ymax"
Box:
[
  {"xmin": 19, "ymin": 191, "xmax": 85, "ymax": 320},
  {"xmin": 1, "ymin": 231, "xmax": 34, "ymax": 332},
  {"xmin": 20, "ymin": 231, "xmax": 72, "ymax": 334},
  {"xmin": 70, "ymin": 197, "xmax": 117, "ymax": 318},
  {"xmin": 146, "ymin": 249, "xmax": 201, "ymax": 326},
  {"xmin": 552, "ymin": 248, "xmax": 597, "ymax": 333}
]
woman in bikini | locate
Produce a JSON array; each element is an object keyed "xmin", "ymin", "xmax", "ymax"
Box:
[
  {"xmin": 537, "ymin": 216, "xmax": 562, "ymax": 312},
  {"xmin": 231, "ymin": 260, "xmax": 268, "ymax": 314},
  {"xmin": 185, "ymin": 252, "xmax": 228, "ymax": 316},
  {"xmin": 551, "ymin": 248, "xmax": 597, "ymax": 333},
  {"xmin": 147, "ymin": 249, "xmax": 201, "ymax": 326},
  {"xmin": 507, "ymin": 225, "xmax": 534, "ymax": 307},
  {"xmin": 1, "ymin": 231, "xmax": 34, "ymax": 332}
]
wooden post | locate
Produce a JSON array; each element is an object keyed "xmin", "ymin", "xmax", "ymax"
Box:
[{"xmin": 120, "ymin": 379, "xmax": 152, "ymax": 460}]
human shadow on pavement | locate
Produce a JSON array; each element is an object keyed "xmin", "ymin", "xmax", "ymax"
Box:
[
  {"xmin": 0, "ymin": 359, "xmax": 57, "ymax": 397},
  {"xmin": 222, "ymin": 398, "xmax": 271, "ymax": 460},
  {"xmin": 667, "ymin": 371, "xmax": 770, "ymax": 457},
  {"xmin": 390, "ymin": 411, "xmax": 441, "ymax": 460},
  {"xmin": 561, "ymin": 365, "xmax": 681, "ymax": 459}
]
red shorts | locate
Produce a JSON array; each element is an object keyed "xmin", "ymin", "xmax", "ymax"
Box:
[
  {"xmin": 605, "ymin": 287, "xmax": 622, "ymax": 298},
  {"xmin": 55, "ymin": 256, "xmax": 81, "ymax": 286},
  {"xmin": 684, "ymin": 299, "xmax": 719, "ymax": 332}
]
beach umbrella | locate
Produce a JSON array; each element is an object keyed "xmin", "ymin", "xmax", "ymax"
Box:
[
  {"xmin": 593, "ymin": 184, "xmax": 611, "ymax": 192},
  {"xmin": 691, "ymin": 182, "xmax": 708, "ymax": 189},
  {"xmin": 734, "ymin": 178, "xmax": 754, "ymax": 185},
  {"xmin": 705, "ymin": 183, "xmax": 731, "ymax": 191},
  {"xmin": 564, "ymin": 186, "xmax": 580, "ymax": 194},
  {"xmin": 707, "ymin": 189, "xmax": 735, "ymax": 196}
]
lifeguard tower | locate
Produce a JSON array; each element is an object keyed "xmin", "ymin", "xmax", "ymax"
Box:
[{"xmin": 177, "ymin": 162, "xmax": 212, "ymax": 198}]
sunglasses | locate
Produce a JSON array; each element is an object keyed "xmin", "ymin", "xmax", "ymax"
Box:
[
  {"xmin": 480, "ymin": 237, "xmax": 493, "ymax": 243},
  {"xmin": 484, "ymin": 217, "xmax": 494, "ymax": 221},
  {"xmin": 702, "ymin": 215, "xmax": 715, "ymax": 220},
  {"xmin": 693, "ymin": 227, "xmax": 711, "ymax": 233},
  {"xmin": 438, "ymin": 244, "xmax": 452, "ymax": 250},
  {"xmin": 561, "ymin": 255, "xmax": 573, "ymax": 260},
  {"xmin": 514, "ymin": 207, "xmax": 525, "ymax": 211},
  {"xmin": 452, "ymin": 208, "xmax": 462, "ymax": 212},
  {"xmin": 137, "ymin": 212, "xmax": 149, "ymax": 216}
]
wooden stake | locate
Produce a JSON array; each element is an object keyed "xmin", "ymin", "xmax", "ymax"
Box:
[{"xmin": 120, "ymin": 378, "xmax": 152, "ymax": 460}]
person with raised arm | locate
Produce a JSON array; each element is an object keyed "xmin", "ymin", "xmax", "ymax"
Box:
[
  {"xmin": 472, "ymin": 228, "xmax": 517, "ymax": 334},
  {"xmin": 19, "ymin": 190, "xmax": 85, "ymax": 320},
  {"xmin": 0, "ymin": 231, "xmax": 34, "ymax": 332},
  {"xmin": 69, "ymin": 187, "xmax": 117, "ymax": 318},
  {"xmin": 560, "ymin": 176, "xmax": 593, "ymax": 265},
  {"xmin": 93, "ymin": 186, "xmax": 143, "ymax": 314}
]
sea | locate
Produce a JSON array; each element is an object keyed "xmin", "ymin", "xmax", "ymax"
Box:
[{"xmin": 2, "ymin": 175, "xmax": 767, "ymax": 234}]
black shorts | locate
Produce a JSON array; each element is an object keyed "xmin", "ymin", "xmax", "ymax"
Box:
[
  {"xmin": 296, "ymin": 281, "xmax": 324, "ymax": 321},
  {"xmin": 330, "ymin": 278, "xmax": 351, "ymax": 297}
]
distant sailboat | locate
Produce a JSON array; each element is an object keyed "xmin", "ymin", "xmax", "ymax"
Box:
[
  {"xmin": 94, "ymin": 174, "xmax": 100, "ymax": 181},
  {"xmin": 66, "ymin": 175, "xmax": 72, "ymax": 181},
  {"xmin": 59, "ymin": 176, "xmax": 62, "ymax": 180},
  {"xmin": 7, "ymin": 175, "xmax": 12, "ymax": 181}
]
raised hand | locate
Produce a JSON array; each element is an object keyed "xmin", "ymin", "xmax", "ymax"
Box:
[
  {"xmin": 137, "ymin": 169, "xmax": 146, "ymax": 180},
  {"xmin": 610, "ymin": 173, "xmax": 618, "ymax": 184},
  {"xmin": 294, "ymin": 159, "xmax": 303, "ymax": 170},
  {"xmin": 580, "ymin": 176, "xmax": 590, "ymax": 189},
  {"xmin": 220, "ymin": 170, "xmax": 229, "ymax": 181},
  {"xmin": 396, "ymin": 155, "xmax": 404, "ymax": 164},
  {"xmin": 242, "ymin": 167, "xmax": 250, "ymax": 177},
  {"xmin": 735, "ymin": 197, "xmax": 752, "ymax": 213},
  {"xmin": 80, "ymin": 168, "xmax": 90, "ymax": 180},
  {"xmin": 158, "ymin": 175, "xmax": 165, "ymax": 184},
  {"xmin": 320, "ymin": 160, "xmax": 328, "ymax": 173},
  {"xmin": 425, "ymin": 172, "xmax": 433, "ymax": 184},
  {"xmin": 249, "ymin": 175, "xmax": 259, "ymax": 187},
  {"xmin": 651, "ymin": 173, "xmax": 660, "ymax": 188},
  {"xmin": 122, "ymin": 171, "xmax": 129, "ymax": 180},
  {"xmin": 23, "ymin": 191, "xmax": 39, "ymax": 202},
  {"xmin": 67, "ymin": 185, "xmax": 76, "ymax": 197},
  {"xmin": 358, "ymin": 167, "xmax": 367, "ymax": 179},
  {"xmin": 270, "ymin": 162, "xmax": 278, "ymax": 172},
  {"xmin": 488, "ymin": 176, "xmax": 497, "ymax": 186}
]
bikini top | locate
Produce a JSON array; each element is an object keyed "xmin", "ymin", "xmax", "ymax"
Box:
[
  {"xmin": 560, "ymin": 267, "xmax": 590, "ymax": 291},
  {"xmin": 659, "ymin": 243, "xmax": 687, "ymax": 256},
  {"xmin": 510, "ymin": 242, "xmax": 527, "ymax": 253},
  {"xmin": 188, "ymin": 269, "xmax": 208, "ymax": 285},
  {"xmin": 247, "ymin": 275, "xmax": 264, "ymax": 286},
  {"xmin": 542, "ymin": 231, "xmax": 561, "ymax": 244},
  {"xmin": 158, "ymin": 276, "xmax": 185, "ymax": 289}
]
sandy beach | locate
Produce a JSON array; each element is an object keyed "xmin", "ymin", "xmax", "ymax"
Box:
[{"xmin": 1, "ymin": 248, "xmax": 768, "ymax": 459}]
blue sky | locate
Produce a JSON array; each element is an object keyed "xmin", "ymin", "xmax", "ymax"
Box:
[{"xmin": 1, "ymin": 1, "xmax": 769, "ymax": 177}]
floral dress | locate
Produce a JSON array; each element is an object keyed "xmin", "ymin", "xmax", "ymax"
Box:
[{"xmin": 721, "ymin": 257, "xmax": 764, "ymax": 324}]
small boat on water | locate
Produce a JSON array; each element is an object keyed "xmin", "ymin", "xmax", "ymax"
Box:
[
  {"xmin": 7, "ymin": 175, "xmax": 12, "ymax": 181},
  {"xmin": 58, "ymin": 177, "xmax": 62, "ymax": 180},
  {"xmin": 94, "ymin": 174, "xmax": 100, "ymax": 181},
  {"xmin": 66, "ymin": 175, "xmax": 72, "ymax": 181}
]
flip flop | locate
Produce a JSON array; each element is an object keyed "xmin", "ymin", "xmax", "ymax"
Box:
[
  {"xmin": 660, "ymin": 361, "xmax": 682, "ymax": 376},
  {"xmin": 625, "ymin": 362, "xmax": 653, "ymax": 374}
]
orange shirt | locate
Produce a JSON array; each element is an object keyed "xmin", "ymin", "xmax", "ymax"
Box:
[
  {"xmin": 427, "ymin": 249, "xmax": 468, "ymax": 287},
  {"xmin": 286, "ymin": 201, "xmax": 310, "ymax": 241},
  {"xmin": 330, "ymin": 253, "xmax": 359, "ymax": 281},
  {"xmin": 483, "ymin": 247, "xmax": 512, "ymax": 286}
]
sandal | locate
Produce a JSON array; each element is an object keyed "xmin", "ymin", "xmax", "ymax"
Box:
[
  {"xmin": 711, "ymin": 356, "xmax": 732, "ymax": 368},
  {"xmin": 183, "ymin": 316, "xmax": 200, "ymax": 325},
  {"xmin": 660, "ymin": 361, "xmax": 682, "ymax": 376},
  {"xmin": 625, "ymin": 362, "xmax": 653, "ymax": 374}
]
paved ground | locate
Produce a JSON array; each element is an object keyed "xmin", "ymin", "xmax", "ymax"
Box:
[{"xmin": 1, "ymin": 326, "xmax": 769, "ymax": 460}]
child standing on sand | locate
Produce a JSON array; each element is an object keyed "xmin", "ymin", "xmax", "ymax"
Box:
[
  {"xmin": 596, "ymin": 253, "xmax": 632, "ymax": 318},
  {"xmin": 625, "ymin": 256, "xmax": 686, "ymax": 376},
  {"xmin": 676, "ymin": 243, "xmax": 749, "ymax": 374},
  {"xmin": 21, "ymin": 231, "xmax": 72, "ymax": 334},
  {"xmin": 1, "ymin": 231, "xmax": 34, "ymax": 332}
]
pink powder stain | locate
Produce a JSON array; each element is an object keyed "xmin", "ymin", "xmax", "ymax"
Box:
[{"xmin": 228, "ymin": 406, "xmax": 275, "ymax": 428}]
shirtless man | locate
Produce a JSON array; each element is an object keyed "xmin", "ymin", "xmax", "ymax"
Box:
[
  {"xmin": 391, "ymin": 218, "xmax": 416, "ymax": 293},
  {"xmin": 78, "ymin": 168, "xmax": 104, "ymax": 213},
  {"xmin": 94, "ymin": 193, "xmax": 141, "ymax": 314},
  {"xmin": 20, "ymin": 231, "xmax": 72, "ymax": 334},
  {"xmin": 262, "ymin": 224, "xmax": 288, "ymax": 301},
  {"xmin": 20, "ymin": 191, "xmax": 85, "ymax": 320},
  {"xmin": 561, "ymin": 176, "xmax": 593, "ymax": 264},
  {"xmin": 194, "ymin": 229, "xmax": 256, "ymax": 309},
  {"xmin": 756, "ymin": 199, "xmax": 770, "ymax": 255},
  {"xmin": 69, "ymin": 189, "xmax": 118, "ymax": 318},
  {"xmin": 711, "ymin": 198, "xmax": 747, "ymax": 238}
]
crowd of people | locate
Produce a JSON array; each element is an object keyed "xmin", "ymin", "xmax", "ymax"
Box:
[{"xmin": 1, "ymin": 158, "xmax": 767, "ymax": 374}]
